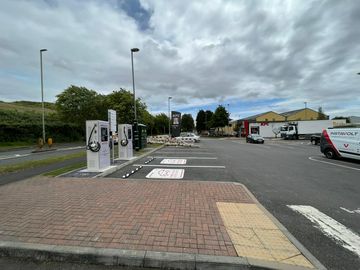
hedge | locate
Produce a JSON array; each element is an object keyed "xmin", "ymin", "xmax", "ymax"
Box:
[{"xmin": 0, "ymin": 124, "xmax": 84, "ymax": 143}]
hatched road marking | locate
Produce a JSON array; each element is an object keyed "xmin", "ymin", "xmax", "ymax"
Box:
[{"xmin": 288, "ymin": 205, "xmax": 360, "ymax": 257}]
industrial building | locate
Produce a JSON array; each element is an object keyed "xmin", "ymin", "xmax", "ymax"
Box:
[{"xmin": 227, "ymin": 108, "xmax": 332, "ymax": 137}]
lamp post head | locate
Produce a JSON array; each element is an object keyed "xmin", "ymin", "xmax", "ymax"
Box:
[
  {"xmin": 169, "ymin": 96, "xmax": 172, "ymax": 100},
  {"xmin": 357, "ymin": 72, "xmax": 360, "ymax": 75},
  {"xmin": 40, "ymin": 49, "xmax": 47, "ymax": 52},
  {"xmin": 131, "ymin": 48, "xmax": 140, "ymax": 52}
]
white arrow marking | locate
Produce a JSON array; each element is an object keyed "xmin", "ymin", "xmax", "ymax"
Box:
[{"xmin": 288, "ymin": 205, "xmax": 360, "ymax": 257}]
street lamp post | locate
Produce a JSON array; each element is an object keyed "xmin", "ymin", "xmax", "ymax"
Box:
[
  {"xmin": 131, "ymin": 48, "xmax": 140, "ymax": 150},
  {"xmin": 168, "ymin": 97, "xmax": 172, "ymax": 137},
  {"xmin": 40, "ymin": 49, "xmax": 47, "ymax": 144},
  {"xmin": 131, "ymin": 48, "xmax": 139, "ymax": 121}
]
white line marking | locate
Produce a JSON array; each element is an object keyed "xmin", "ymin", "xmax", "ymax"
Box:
[
  {"xmin": 288, "ymin": 205, "xmax": 360, "ymax": 257},
  {"xmin": 0, "ymin": 154, "xmax": 31, "ymax": 160},
  {"xmin": 133, "ymin": 164, "xmax": 226, "ymax": 168},
  {"xmin": 340, "ymin": 207, "xmax": 360, "ymax": 215},
  {"xmin": 309, "ymin": 157, "xmax": 360, "ymax": 171},
  {"xmin": 156, "ymin": 151, "xmax": 212, "ymax": 154},
  {"xmin": 57, "ymin": 146, "xmax": 84, "ymax": 151},
  {"xmin": 152, "ymin": 156, "xmax": 217, "ymax": 159}
]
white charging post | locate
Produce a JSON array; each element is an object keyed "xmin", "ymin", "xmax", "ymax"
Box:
[
  {"xmin": 108, "ymin": 109, "xmax": 116, "ymax": 164},
  {"xmin": 118, "ymin": 124, "xmax": 133, "ymax": 160},
  {"xmin": 86, "ymin": 120, "xmax": 111, "ymax": 172}
]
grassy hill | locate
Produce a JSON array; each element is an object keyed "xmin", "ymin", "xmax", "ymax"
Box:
[
  {"xmin": 0, "ymin": 100, "xmax": 83, "ymax": 144},
  {"xmin": 0, "ymin": 100, "xmax": 56, "ymax": 114}
]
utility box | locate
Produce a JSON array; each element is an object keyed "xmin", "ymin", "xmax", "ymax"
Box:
[
  {"xmin": 118, "ymin": 124, "xmax": 133, "ymax": 160},
  {"xmin": 86, "ymin": 120, "xmax": 110, "ymax": 172}
]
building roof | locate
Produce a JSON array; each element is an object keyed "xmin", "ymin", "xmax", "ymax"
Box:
[
  {"xmin": 239, "ymin": 111, "xmax": 275, "ymax": 121},
  {"xmin": 280, "ymin": 107, "xmax": 324, "ymax": 117}
]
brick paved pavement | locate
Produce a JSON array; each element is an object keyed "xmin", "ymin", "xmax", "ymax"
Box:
[{"xmin": 0, "ymin": 177, "xmax": 253, "ymax": 256}]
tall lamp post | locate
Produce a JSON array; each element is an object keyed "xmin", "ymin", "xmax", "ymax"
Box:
[
  {"xmin": 131, "ymin": 48, "xmax": 140, "ymax": 150},
  {"xmin": 168, "ymin": 97, "xmax": 172, "ymax": 137},
  {"xmin": 40, "ymin": 49, "xmax": 47, "ymax": 144}
]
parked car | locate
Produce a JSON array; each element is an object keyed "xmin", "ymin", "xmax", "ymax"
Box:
[
  {"xmin": 246, "ymin": 134, "xmax": 265, "ymax": 144},
  {"xmin": 179, "ymin": 132, "xmax": 200, "ymax": 142}
]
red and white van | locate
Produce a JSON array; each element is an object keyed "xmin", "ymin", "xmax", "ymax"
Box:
[{"xmin": 320, "ymin": 128, "xmax": 360, "ymax": 160}]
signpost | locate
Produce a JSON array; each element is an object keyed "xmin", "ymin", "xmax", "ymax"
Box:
[{"xmin": 108, "ymin": 109, "xmax": 117, "ymax": 164}]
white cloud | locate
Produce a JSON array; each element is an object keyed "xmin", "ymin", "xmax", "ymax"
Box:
[{"xmin": 0, "ymin": 0, "xmax": 359, "ymax": 117}]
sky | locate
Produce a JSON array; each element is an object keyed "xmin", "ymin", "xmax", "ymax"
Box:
[{"xmin": 0, "ymin": 0, "xmax": 359, "ymax": 120}]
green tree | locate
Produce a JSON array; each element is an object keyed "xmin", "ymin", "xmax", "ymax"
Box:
[
  {"xmin": 55, "ymin": 85, "xmax": 105, "ymax": 127},
  {"xmin": 205, "ymin": 110, "xmax": 214, "ymax": 129},
  {"xmin": 154, "ymin": 113, "xmax": 169, "ymax": 135},
  {"xmin": 196, "ymin": 110, "xmax": 206, "ymax": 133},
  {"xmin": 181, "ymin": 114, "xmax": 195, "ymax": 132},
  {"xmin": 210, "ymin": 105, "xmax": 229, "ymax": 128},
  {"xmin": 106, "ymin": 89, "xmax": 148, "ymax": 124}
]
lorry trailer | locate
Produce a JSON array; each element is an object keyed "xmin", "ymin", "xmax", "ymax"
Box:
[{"xmin": 280, "ymin": 119, "xmax": 346, "ymax": 140}]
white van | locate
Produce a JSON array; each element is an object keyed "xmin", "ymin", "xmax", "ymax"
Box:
[{"xmin": 320, "ymin": 128, "xmax": 360, "ymax": 160}]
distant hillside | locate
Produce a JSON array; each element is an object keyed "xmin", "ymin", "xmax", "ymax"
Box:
[{"xmin": 0, "ymin": 100, "xmax": 56, "ymax": 113}]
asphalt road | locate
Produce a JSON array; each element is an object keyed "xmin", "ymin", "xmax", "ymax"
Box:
[
  {"xmin": 108, "ymin": 138, "xmax": 360, "ymax": 270},
  {"xmin": 204, "ymin": 138, "xmax": 360, "ymax": 270},
  {"xmin": 0, "ymin": 143, "xmax": 84, "ymax": 166}
]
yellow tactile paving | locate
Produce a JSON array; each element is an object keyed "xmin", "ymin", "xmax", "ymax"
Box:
[{"xmin": 217, "ymin": 202, "xmax": 314, "ymax": 268}]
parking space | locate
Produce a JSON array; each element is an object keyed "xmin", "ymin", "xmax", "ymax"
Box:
[{"xmin": 106, "ymin": 144, "xmax": 231, "ymax": 182}]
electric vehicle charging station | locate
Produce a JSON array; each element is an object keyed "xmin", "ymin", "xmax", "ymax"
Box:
[
  {"xmin": 86, "ymin": 120, "xmax": 111, "ymax": 172},
  {"xmin": 118, "ymin": 124, "xmax": 133, "ymax": 160}
]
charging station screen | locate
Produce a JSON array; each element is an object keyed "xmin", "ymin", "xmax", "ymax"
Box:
[{"xmin": 101, "ymin": 127, "xmax": 108, "ymax": 142}]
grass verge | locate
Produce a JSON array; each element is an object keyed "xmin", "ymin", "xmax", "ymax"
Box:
[
  {"xmin": 0, "ymin": 151, "xmax": 86, "ymax": 175},
  {"xmin": 43, "ymin": 161, "xmax": 86, "ymax": 177}
]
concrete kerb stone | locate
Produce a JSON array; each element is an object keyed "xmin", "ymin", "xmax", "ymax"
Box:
[
  {"xmin": 234, "ymin": 182, "xmax": 327, "ymax": 270},
  {"xmin": 94, "ymin": 144, "xmax": 165, "ymax": 178},
  {"xmin": 0, "ymin": 241, "xmax": 319, "ymax": 270}
]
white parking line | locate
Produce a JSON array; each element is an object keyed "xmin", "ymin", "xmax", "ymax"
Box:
[
  {"xmin": 152, "ymin": 156, "xmax": 217, "ymax": 159},
  {"xmin": 308, "ymin": 156, "xmax": 360, "ymax": 171},
  {"xmin": 133, "ymin": 164, "xmax": 226, "ymax": 168},
  {"xmin": 288, "ymin": 205, "xmax": 360, "ymax": 257}
]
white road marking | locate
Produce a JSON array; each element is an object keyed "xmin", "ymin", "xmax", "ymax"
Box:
[
  {"xmin": 146, "ymin": 168, "xmax": 184, "ymax": 179},
  {"xmin": 340, "ymin": 207, "xmax": 360, "ymax": 215},
  {"xmin": 152, "ymin": 156, "xmax": 217, "ymax": 159},
  {"xmin": 156, "ymin": 151, "xmax": 212, "ymax": 154},
  {"xmin": 308, "ymin": 156, "xmax": 360, "ymax": 171},
  {"xmin": 160, "ymin": 159, "xmax": 187, "ymax": 165},
  {"xmin": 133, "ymin": 164, "xmax": 226, "ymax": 168},
  {"xmin": 0, "ymin": 153, "xmax": 31, "ymax": 160},
  {"xmin": 288, "ymin": 205, "xmax": 360, "ymax": 257},
  {"xmin": 57, "ymin": 146, "xmax": 84, "ymax": 151}
]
